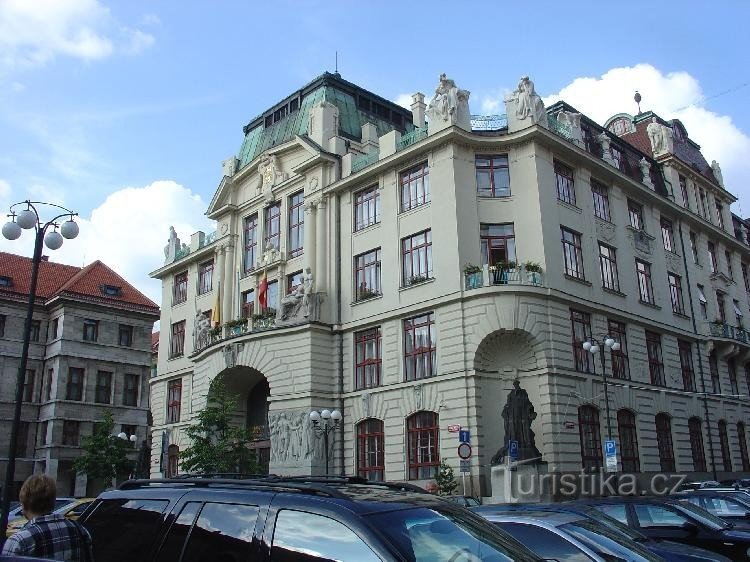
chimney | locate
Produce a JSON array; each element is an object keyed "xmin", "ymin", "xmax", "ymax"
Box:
[{"xmin": 411, "ymin": 92, "xmax": 426, "ymax": 129}]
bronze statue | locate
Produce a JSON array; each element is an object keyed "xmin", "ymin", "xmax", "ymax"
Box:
[{"xmin": 491, "ymin": 379, "xmax": 543, "ymax": 465}]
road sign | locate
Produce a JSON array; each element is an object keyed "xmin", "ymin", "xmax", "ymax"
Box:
[
  {"xmin": 604, "ymin": 439, "xmax": 618, "ymax": 472},
  {"xmin": 457, "ymin": 442, "xmax": 472, "ymax": 459},
  {"xmin": 459, "ymin": 459, "xmax": 471, "ymax": 473},
  {"xmin": 459, "ymin": 429, "xmax": 471, "ymax": 443},
  {"xmin": 509, "ymin": 440, "xmax": 519, "ymax": 461},
  {"xmin": 447, "ymin": 424, "xmax": 461, "ymax": 433}
]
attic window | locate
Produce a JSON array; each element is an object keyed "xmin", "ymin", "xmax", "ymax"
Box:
[
  {"xmin": 101, "ymin": 284, "xmax": 122, "ymax": 297},
  {"xmin": 0, "ymin": 276, "xmax": 12, "ymax": 287}
]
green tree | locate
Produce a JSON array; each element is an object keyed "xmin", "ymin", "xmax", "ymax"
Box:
[
  {"xmin": 436, "ymin": 459, "xmax": 458, "ymax": 496},
  {"xmin": 180, "ymin": 378, "xmax": 259, "ymax": 474},
  {"xmin": 73, "ymin": 410, "xmax": 133, "ymax": 482}
]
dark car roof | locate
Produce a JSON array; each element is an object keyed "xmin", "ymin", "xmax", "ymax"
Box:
[{"xmin": 480, "ymin": 510, "xmax": 585, "ymax": 525}]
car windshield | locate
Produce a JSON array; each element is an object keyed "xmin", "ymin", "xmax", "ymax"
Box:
[
  {"xmin": 368, "ymin": 507, "xmax": 539, "ymax": 562},
  {"xmin": 673, "ymin": 501, "xmax": 730, "ymax": 530},
  {"xmin": 561, "ymin": 519, "xmax": 663, "ymax": 562}
]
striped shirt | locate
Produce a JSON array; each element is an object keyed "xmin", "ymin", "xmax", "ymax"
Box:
[{"xmin": 1, "ymin": 513, "xmax": 94, "ymax": 562}]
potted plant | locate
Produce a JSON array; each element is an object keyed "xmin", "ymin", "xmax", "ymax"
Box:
[
  {"xmin": 209, "ymin": 324, "xmax": 223, "ymax": 338},
  {"xmin": 523, "ymin": 261, "xmax": 543, "ymax": 285},
  {"xmin": 409, "ymin": 274, "xmax": 429, "ymax": 286},
  {"xmin": 463, "ymin": 264, "xmax": 483, "ymax": 289},
  {"xmin": 225, "ymin": 318, "xmax": 247, "ymax": 335},
  {"xmin": 358, "ymin": 287, "xmax": 378, "ymax": 301},
  {"xmin": 492, "ymin": 260, "xmax": 516, "ymax": 284}
]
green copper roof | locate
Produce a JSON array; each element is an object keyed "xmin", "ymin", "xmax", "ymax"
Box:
[{"xmin": 236, "ymin": 73, "xmax": 414, "ymax": 170}]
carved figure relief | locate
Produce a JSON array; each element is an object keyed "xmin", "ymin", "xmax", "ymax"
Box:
[
  {"xmin": 362, "ymin": 392, "xmax": 371, "ymax": 418},
  {"xmin": 256, "ymin": 153, "xmax": 289, "ymax": 195},
  {"xmin": 260, "ymin": 242, "xmax": 281, "ymax": 266},
  {"xmin": 276, "ymin": 267, "xmax": 318, "ymax": 324},
  {"xmin": 413, "ymin": 384, "xmax": 423, "ymax": 410},
  {"xmin": 425, "ymin": 73, "xmax": 470, "ymax": 128},
  {"xmin": 646, "ymin": 117, "xmax": 672, "ymax": 155},
  {"xmin": 193, "ymin": 310, "xmax": 211, "ymax": 350},
  {"xmin": 222, "ymin": 156, "xmax": 238, "ymax": 178},
  {"xmin": 490, "ymin": 379, "xmax": 543, "ymax": 465},
  {"xmin": 507, "ymin": 76, "xmax": 546, "ymax": 125},
  {"xmin": 163, "ymin": 226, "xmax": 187, "ymax": 264},
  {"xmin": 556, "ymin": 110, "xmax": 583, "ymax": 144},
  {"xmin": 639, "ymin": 157, "xmax": 654, "ymax": 188},
  {"xmin": 597, "ymin": 132, "xmax": 616, "ymax": 166},
  {"xmin": 595, "ymin": 220, "xmax": 616, "ymax": 242},
  {"xmin": 269, "ymin": 410, "xmax": 323, "ymax": 463}
]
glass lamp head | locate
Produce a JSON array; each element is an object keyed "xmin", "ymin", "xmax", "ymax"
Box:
[
  {"xmin": 44, "ymin": 230, "xmax": 63, "ymax": 250},
  {"xmin": 611, "ymin": 342, "xmax": 621, "ymax": 351},
  {"xmin": 117, "ymin": 432, "xmax": 127, "ymax": 440},
  {"xmin": 604, "ymin": 337, "xmax": 615, "ymax": 348},
  {"xmin": 2, "ymin": 220, "xmax": 22, "ymax": 240},
  {"xmin": 589, "ymin": 344, "xmax": 600, "ymax": 354},
  {"xmin": 309, "ymin": 411, "xmax": 321, "ymax": 423},
  {"xmin": 582, "ymin": 341, "xmax": 592, "ymax": 351},
  {"xmin": 16, "ymin": 208, "xmax": 37, "ymax": 229},
  {"xmin": 321, "ymin": 409, "xmax": 332, "ymax": 420},
  {"xmin": 60, "ymin": 219, "xmax": 79, "ymax": 239},
  {"xmin": 331, "ymin": 410, "xmax": 342, "ymax": 421}
]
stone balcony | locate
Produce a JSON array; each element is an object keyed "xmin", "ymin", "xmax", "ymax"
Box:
[{"xmin": 463, "ymin": 263, "xmax": 544, "ymax": 290}]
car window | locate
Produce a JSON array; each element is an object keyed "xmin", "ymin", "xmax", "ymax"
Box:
[
  {"xmin": 633, "ymin": 504, "xmax": 687, "ymax": 527},
  {"xmin": 673, "ymin": 501, "xmax": 729, "ymax": 530},
  {"xmin": 271, "ymin": 510, "xmax": 381, "ymax": 562},
  {"xmin": 593, "ymin": 504, "xmax": 628, "ymax": 524},
  {"xmin": 561, "ymin": 520, "xmax": 662, "ymax": 562},
  {"xmin": 84, "ymin": 498, "xmax": 169, "ymax": 562},
  {"xmin": 181, "ymin": 502, "xmax": 259, "ymax": 562},
  {"xmin": 68, "ymin": 502, "xmax": 91, "ymax": 517},
  {"xmin": 155, "ymin": 502, "xmax": 202, "ymax": 562},
  {"xmin": 500, "ymin": 522, "xmax": 594, "ymax": 562},
  {"xmin": 700, "ymin": 496, "xmax": 748, "ymax": 516}
]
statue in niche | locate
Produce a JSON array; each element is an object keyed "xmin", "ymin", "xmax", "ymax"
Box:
[
  {"xmin": 277, "ymin": 281, "xmax": 305, "ymax": 321},
  {"xmin": 712, "ymin": 160, "xmax": 724, "ymax": 188},
  {"xmin": 490, "ymin": 379, "xmax": 543, "ymax": 465},
  {"xmin": 426, "ymin": 73, "xmax": 469, "ymax": 124},
  {"xmin": 301, "ymin": 267, "xmax": 314, "ymax": 317},
  {"xmin": 193, "ymin": 310, "xmax": 211, "ymax": 350},
  {"xmin": 646, "ymin": 117, "xmax": 672, "ymax": 154},
  {"xmin": 510, "ymin": 76, "xmax": 546, "ymax": 124}
]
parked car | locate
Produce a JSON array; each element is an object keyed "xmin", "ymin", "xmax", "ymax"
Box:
[
  {"xmin": 675, "ymin": 481, "xmax": 721, "ymax": 492},
  {"xmin": 6, "ymin": 498, "xmax": 95, "ymax": 537},
  {"xmin": 79, "ymin": 476, "xmax": 543, "ymax": 562},
  {"xmin": 478, "ymin": 510, "xmax": 663, "ymax": 562},
  {"xmin": 446, "ymin": 495, "xmax": 481, "ymax": 508},
  {"xmin": 720, "ymin": 478, "xmax": 750, "ymax": 489},
  {"xmin": 582, "ymin": 497, "xmax": 750, "ymax": 560},
  {"xmin": 473, "ymin": 502, "xmax": 730, "ymax": 561},
  {"xmin": 5, "ymin": 497, "xmax": 75, "ymax": 527},
  {"xmin": 674, "ymin": 491, "xmax": 750, "ymax": 525}
]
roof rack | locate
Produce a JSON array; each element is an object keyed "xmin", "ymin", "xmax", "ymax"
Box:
[
  {"xmin": 119, "ymin": 478, "xmax": 350, "ymax": 499},
  {"xmin": 170, "ymin": 473, "xmax": 277, "ymax": 480}
]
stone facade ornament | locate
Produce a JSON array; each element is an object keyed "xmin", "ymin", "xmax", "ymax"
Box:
[
  {"xmin": 193, "ymin": 310, "xmax": 211, "ymax": 351},
  {"xmin": 639, "ymin": 157, "xmax": 654, "ymax": 189},
  {"xmin": 362, "ymin": 392, "xmax": 371, "ymax": 418},
  {"xmin": 555, "ymin": 110, "xmax": 583, "ymax": 145},
  {"xmin": 222, "ymin": 156, "xmax": 238, "ymax": 178},
  {"xmin": 712, "ymin": 160, "xmax": 724, "ymax": 188},
  {"xmin": 276, "ymin": 267, "xmax": 319, "ymax": 325},
  {"xmin": 413, "ymin": 384, "xmax": 423, "ymax": 410},
  {"xmin": 163, "ymin": 226, "xmax": 187, "ymax": 264},
  {"xmin": 256, "ymin": 153, "xmax": 288, "ymax": 195},
  {"xmin": 490, "ymin": 379, "xmax": 543, "ymax": 465},
  {"xmin": 260, "ymin": 242, "xmax": 281, "ymax": 267},
  {"xmin": 646, "ymin": 117, "xmax": 673, "ymax": 156},
  {"xmin": 269, "ymin": 410, "xmax": 322, "ymax": 464},
  {"xmin": 597, "ymin": 132, "xmax": 617, "ymax": 166},
  {"xmin": 595, "ymin": 220, "xmax": 616, "ymax": 242},
  {"xmin": 505, "ymin": 75, "xmax": 548, "ymax": 132},
  {"xmin": 223, "ymin": 343, "xmax": 240, "ymax": 368},
  {"xmin": 426, "ymin": 73, "xmax": 471, "ymax": 133}
]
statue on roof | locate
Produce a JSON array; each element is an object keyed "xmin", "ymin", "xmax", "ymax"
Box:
[
  {"xmin": 426, "ymin": 73, "xmax": 470, "ymax": 132},
  {"xmin": 646, "ymin": 117, "xmax": 673, "ymax": 155},
  {"xmin": 164, "ymin": 226, "xmax": 181, "ymax": 264},
  {"xmin": 712, "ymin": 160, "xmax": 724, "ymax": 188},
  {"xmin": 505, "ymin": 75, "xmax": 548, "ymax": 131}
]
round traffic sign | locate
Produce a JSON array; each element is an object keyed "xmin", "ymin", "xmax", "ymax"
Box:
[{"xmin": 457, "ymin": 442, "xmax": 472, "ymax": 459}]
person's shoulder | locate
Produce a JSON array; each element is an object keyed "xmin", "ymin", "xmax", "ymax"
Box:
[{"xmin": 1, "ymin": 528, "xmax": 34, "ymax": 554}]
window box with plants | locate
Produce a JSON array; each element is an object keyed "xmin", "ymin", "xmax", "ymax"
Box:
[
  {"xmin": 209, "ymin": 325, "xmax": 223, "ymax": 339},
  {"xmin": 407, "ymin": 274, "xmax": 431, "ymax": 287},
  {"xmin": 225, "ymin": 318, "xmax": 248, "ymax": 335},
  {"xmin": 252, "ymin": 308, "xmax": 276, "ymax": 329},
  {"xmin": 523, "ymin": 261, "xmax": 543, "ymax": 286},
  {"xmin": 357, "ymin": 287, "xmax": 380, "ymax": 302},
  {"xmin": 490, "ymin": 260, "xmax": 516, "ymax": 284},
  {"xmin": 463, "ymin": 264, "xmax": 483, "ymax": 289}
]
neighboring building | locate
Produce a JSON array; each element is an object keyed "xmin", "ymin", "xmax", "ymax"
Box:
[
  {"xmin": 150, "ymin": 71, "xmax": 750, "ymax": 494},
  {"xmin": 0, "ymin": 253, "xmax": 159, "ymax": 497}
]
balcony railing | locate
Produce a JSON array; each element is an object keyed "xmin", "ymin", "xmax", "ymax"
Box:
[
  {"xmin": 709, "ymin": 321, "xmax": 749, "ymax": 344},
  {"xmin": 471, "ymin": 114, "xmax": 507, "ymax": 131},
  {"xmin": 200, "ymin": 230, "xmax": 217, "ymax": 248},
  {"xmin": 397, "ymin": 127, "xmax": 428, "ymax": 151},
  {"xmin": 547, "ymin": 113, "xmax": 573, "ymax": 140},
  {"xmin": 464, "ymin": 264, "xmax": 544, "ymax": 290},
  {"xmin": 351, "ymin": 152, "xmax": 378, "ymax": 173}
]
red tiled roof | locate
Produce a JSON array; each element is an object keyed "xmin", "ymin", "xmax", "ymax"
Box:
[
  {"xmin": 0, "ymin": 252, "xmax": 159, "ymax": 313},
  {"xmin": 151, "ymin": 331, "xmax": 160, "ymax": 351}
]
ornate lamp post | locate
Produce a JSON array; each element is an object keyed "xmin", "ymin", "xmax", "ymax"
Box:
[
  {"xmin": 582, "ymin": 336, "xmax": 620, "ymax": 442},
  {"xmin": 309, "ymin": 409, "xmax": 341, "ymax": 475},
  {"xmin": 0, "ymin": 201, "xmax": 79, "ymax": 538}
]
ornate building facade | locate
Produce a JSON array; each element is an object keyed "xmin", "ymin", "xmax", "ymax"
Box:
[{"xmin": 150, "ymin": 72, "xmax": 750, "ymax": 494}]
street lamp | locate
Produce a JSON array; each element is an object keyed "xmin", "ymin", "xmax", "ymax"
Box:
[
  {"xmin": 309, "ymin": 409, "xmax": 341, "ymax": 475},
  {"xmin": 582, "ymin": 336, "xmax": 620, "ymax": 442},
  {"xmin": 0, "ymin": 200, "xmax": 79, "ymax": 539}
]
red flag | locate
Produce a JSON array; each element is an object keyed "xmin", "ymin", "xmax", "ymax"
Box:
[{"xmin": 258, "ymin": 272, "xmax": 268, "ymax": 310}]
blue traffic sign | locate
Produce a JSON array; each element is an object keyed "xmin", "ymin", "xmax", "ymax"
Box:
[
  {"xmin": 459, "ymin": 429, "xmax": 471, "ymax": 443},
  {"xmin": 509, "ymin": 440, "xmax": 519, "ymax": 460},
  {"xmin": 604, "ymin": 440, "xmax": 617, "ymax": 457}
]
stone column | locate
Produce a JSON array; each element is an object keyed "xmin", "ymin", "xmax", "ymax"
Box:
[
  {"xmin": 222, "ymin": 243, "xmax": 235, "ymax": 322},
  {"xmin": 315, "ymin": 198, "xmax": 327, "ymax": 292},
  {"xmin": 304, "ymin": 201, "xmax": 317, "ymax": 273}
]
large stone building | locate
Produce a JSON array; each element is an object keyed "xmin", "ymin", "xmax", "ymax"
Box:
[
  {"xmin": 0, "ymin": 253, "xmax": 159, "ymax": 496},
  {"xmin": 150, "ymin": 71, "xmax": 750, "ymax": 494}
]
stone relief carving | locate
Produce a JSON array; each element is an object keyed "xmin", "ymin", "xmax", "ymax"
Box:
[
  {"xmin": 308, "ymin": 176, "xmax": 319, "ymax": 190},
  {"xmin": 595, "ymin": 220, "xmax": 616, "ymax": 242},
  {"xmin": 222, "ymin": 156, "xmax": 238, "ymax": 178},
  {"xmin": 256, "ymin": 154, "xmax": 288, "ymax": 195},
  {"xmin": 426, "ymin": 73, "xmax": 470, "ymax": 130},
  {"xmin": 362, "ymin": 392, "xmax": 371, "ymax": 418},
  {"xmin": 413, "ymin": 384, "xmax": 423, "ymax": 410},
  {"xmin": 506, "ymin": 76, "xmax": 547, "ymax": 127},
  {"xmin": 193, "ymin": 310, "xmax": 211, "ymax": 351},
  {"xmin": 712, "ymin": 160, "xmax": 724, "ymax": 188},
  {"xmin": 269, "ymin": 410, "xmax": 323, "ymax": 463},
  {"xmin": 259, "ymin": 242, "xmax": 281, "ymax": 267},
  {"xmin": 163, "ymin": 226, "xmax": 188, "ymax": 264},
  {"xmin": 597, "ymin": 132, "xmax": 616, "ymax": 166},
  {"xmin": 639, "ymin": 157, "xmax": 654, "ymax": 189},
  {"xmin": 665, "ymin": 252, "xmax": 682, "ymax": 272},
  {"xmin": 646, "ymin": 117, "xmax": 673, "ymax": 155},
  {"xmin": 222, "ymin": 343, "xmax": 242, "ymax": 368},
  {"xmin": 276, "ymin": 268, "xmax": 320, "ymax": 325},
  {"xmin": 556, "ymin": 109, "xmax": 583, "ymax": 145},
  {"xmin": 629, "ymin": 229, "xmax": 654, "ymax": 256}
]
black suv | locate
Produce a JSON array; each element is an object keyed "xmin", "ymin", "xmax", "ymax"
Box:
[{"xmin": 79, "ymin": 477, "xmax": 541, "ymax": 562}]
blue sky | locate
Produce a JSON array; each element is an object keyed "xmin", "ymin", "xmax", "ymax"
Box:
[{"xmin": 1, "ymin": 0, "xmax": 750, "ymax": 304}]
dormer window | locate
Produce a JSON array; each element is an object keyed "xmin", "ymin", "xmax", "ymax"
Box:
[
  {"xmin": 0, "ymin": 276, "xmax": 12, "ymax": 288},
  {"xmin": 100, "ymin": 284, "xmax": 122, "ymax": 297}
]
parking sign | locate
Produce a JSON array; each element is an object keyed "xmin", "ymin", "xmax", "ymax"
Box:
[
  {"xmin": 509, "ymin": 440, "xmax": 519, "ymax": 461},
  {"xmin": 458, "ymin": 429, "xmax": 470, "ymax": 443},
  {"xmin": 604, "ymin": 440, "xmax": 618, "ymax": 472}
]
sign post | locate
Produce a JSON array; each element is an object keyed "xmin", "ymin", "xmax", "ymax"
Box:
[
  {"xmin": 457, "ymin": 430, "xmax": 471, "ymax": 495},
  {"xmin": 604, "ymin": 440, "xmax": 618, "ymax": 473}
]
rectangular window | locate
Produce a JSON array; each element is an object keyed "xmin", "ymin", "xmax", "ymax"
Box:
[
  {"xmin": 287, "ymin": 270, "xmax": 303, "ymax": 294},
  {"xmin": 734, "ymin": 299, "xmax": 743, "ymax": 326},
  {"xmin": 355, "ymin": 327, "xmax": 381, "ymax": 389},
  {"xmin": 173, "ymin": 271, "xmax": 188, "ymax": 304},
  {"xmin": 679, "ymin": 175, "xmax": 689, "ymax": 208},
  {"xmin": 39, "ymin": 421, "xmax": 48, "ymax": 446},
  {"xmin": 728, "ymin": 359, "xmax": 739, "ymax": 395},
  {"xmin": 82, "ymin": 319, "xmax": 98, "ymax": 342},
  {"xmin": 118, "ymin": 325, "xmax": 133, "ymax": 347},
  {"xmin": 401, "ymin": 230, "xmax": 433, "ymax": 285},
  {"xmin": 608, "ymin": 319, "xmax": 629, "ymax": 380},
  {"xmin": 571, "ymin": 309, "xmax": 593, "ymax": 373},
  {"xmin": 66, "ymin": 367, "xmax": 84, "ymax": 401},
  {"xmin": 266, "ymin": 280, "xmax": 278, "ymax": 310},
  {"xmin": 30, "ymin": 320, "xmax": 40, "ymax": 342},
  {"xmin": 697, "ymin": 285, "xmax": 708, "ymax": 320},
  {"xmin": 716, "ymin": 291, "xmax": 726, "ymax": 322},
  {"xmin": 699, "ymin": 189, "xmax": 709, "ymax": 217},
  {"xmin": 123, "ymin": 374, "xmax": 139, "ymax": 407},
  {"xmin": 45, "ymin": 368, "xmax": 53, "ymax": 401},
  {"xmin": 407, "ymin": 412, "xmax": 439, "ymax": 480},
  {"xmin": 167, "ymin": 379, "xmax": 182, "ymax": 423},
  {"xmin": 198, "ymin": 260, "xmax": 214, "ymax": 294},
  {"xmin": 15, "ymin": 422, "xmax": 29, "ymax": 458},
  {"xmin": 709, "ymin": 352, "xmax": 721, "ymax": 394},
  {"xmin": 354, "ymin": 248, "xmax": 381, "ymax": 301},
  {"xmin": 636, "ymin": 260, "xmax": 655, "ymax": 304},
  {"xmin": 661, "ymin": 218, "xmax": 675, "ymax": 252},
  {"xmin": 480, "ymin": 223, "xmax": 516, "ymax": 267},
  {"xmin": 689, "ymin": 232, "xmax": 699, "ymax": 264},
  {"xmin": 241, "ymin": 289, "xmax": 254, "ymax": 319},
  {"xmin": 288, "ymin": 190, "xmax": 304, "ymax": 258},
  {"xmin": 628, "ymin": 200, "xmax": 644, "ymax": 230},
  {"xmin": 400, "ymin": 162, "xmax": 430, "ymax": 212},
  {"xmin": 95, "ymin": 371, "xmax": 112, "ymax": 404},
  {"xmin": 715, "ymin": 199, "xmax": 725, "ymax": 229},
  {"xmin": 668, "ymin": 273, "xmax": 684, "ymax": 315},
  {"xmin": 646, "ymin": 331, "xmax": 665, "ymax": 386},
  {"xmin": 555, "ymin": 160, "xmax": 576, "ymax": 205},
  {"xmin": 591, "ymin": 179, "xmax": 610, "ymax": 221},
  {"xmin": 598, "ymin": 242, "xmax": 619, "ymax": 292},
  {"xmin": 264, "ymin": 202, "xmax": 281, "ymax": 250},
  {"xmin": 561, "ymin": 227, "xmax": 585, "ymax": 280},
  {"xmin": 170, "ymin": 320, "xmax": 185, "ymax": 358},
  {"xmin": 353, "ymin": 185, "xmax": 380, "ymax": 231},
  {"xmin": 743, "ymin": 263, "xmax": 750, "ymax": 294},
  {"xmin": 244, "ymin": 214, "xmax": 258, "ymax": 272},
  {"xmin": 21, "ymin": 369, "xmax": 35, "ymax": 403},
  {"xmin": 404, "ymin": 312, "xmax": 436, "ymax": 381},
  {"xmin": 725, "ymin": 251, "xmax": 734, "ymax": 279},
  {"xmin": 62, "ymin": 421, "xmax": 80, "ymax": 446},
  {"xmin": 610, "ymin": 145, "xmax": 624, "ymax": 171},
  {"xmin": 476, "ymin": 155, "xmax": 510, "ymax": 197},
  {"xmin": 356, "ymin": 419, "xmax": 384, "ymax": 481},
  {"xmin": 678, "ymin": 341, "xmax": 696, "ymax": 391},
  {"xmin": 51, "ymin": 318, "xmax": 59, "ymax": 339}
]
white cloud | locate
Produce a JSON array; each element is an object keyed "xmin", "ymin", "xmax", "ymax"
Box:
[
  {"xmin": 0, "ymin": 180, "xmax": 212, "ymax": 306},
  {"xmin": 0, "ymin": 0, "xmax": 153, "ymax": 70},
  {"xmin": 394, "ymin": 94, "xmax": 413, "ymax": 109}
]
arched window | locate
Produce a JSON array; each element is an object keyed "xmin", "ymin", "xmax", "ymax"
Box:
[
  {"xmin": 688, "ymin": 417, "xmax": 706, "ymax": 472},
  {"xmin": 738, "ymin": 422, "xmax": 750, "ymax": 472},
  {"xmin": 357, "ymin": 419, "xmax": 384, "ymax": 481},
  {"xmin": 166, "ymin": 444, "xmax": 179, "ymax": 478},
  {"xmin": 655, "ymin": 414, "xmax": 675, "ymax": 472},
  {"xmin": 578, "ymin": 406, "xmax": 602, "ymax": 471},
  {"xmin": 718, "ymin": 420, "xmax": 732, "ymax": 471},
  {"xmin": 617, "ymin": 410, "xmax": 640, "ymax": 472},
  {"xmin": 406, "ymin": 411, "xmax": 439, "ymax": 480}
]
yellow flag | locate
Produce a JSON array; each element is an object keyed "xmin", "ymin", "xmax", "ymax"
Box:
[{"xmin": 211, "ymin": 280, "xmax": 221, "ymax": 325}]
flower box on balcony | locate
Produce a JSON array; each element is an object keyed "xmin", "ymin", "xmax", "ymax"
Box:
[
  {"xmin": 357, "ymin": 288, "xmax": 380, "ymax": 301},
  {"xmin": 407, "ymin": 275, "xmax": 430, "ymax": 286}
]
